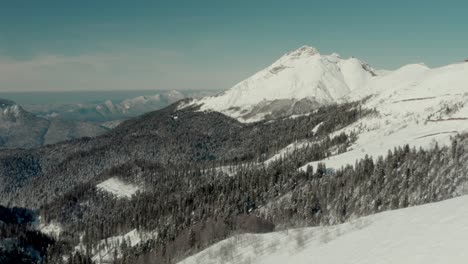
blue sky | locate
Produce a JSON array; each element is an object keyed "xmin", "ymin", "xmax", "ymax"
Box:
[{"xmin": 0, "ymin": 0, "xmax": 467, "ymax": 91}]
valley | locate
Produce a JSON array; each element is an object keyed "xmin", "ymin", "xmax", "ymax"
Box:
[{"xmin": 1, "ymin": 46, "xmax": 468, "ymax": 264}]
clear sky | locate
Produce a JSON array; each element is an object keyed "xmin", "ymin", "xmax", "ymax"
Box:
[{"xmin": 0, "ymin": 0, "xmax": 467, "ymax": 92}]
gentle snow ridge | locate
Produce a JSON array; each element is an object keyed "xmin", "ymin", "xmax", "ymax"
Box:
[
  {"xmin": 301, "ymin": 61, "xmax": 468, "ymax": 170},
  {"xmin": 179, "ymin": 195, "xmax": 468, "ymax": 264}
]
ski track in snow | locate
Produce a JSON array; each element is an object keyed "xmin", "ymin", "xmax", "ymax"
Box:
[{"xmin": 179, "ymin": 195, "xmax": 468, "ymax": 264}]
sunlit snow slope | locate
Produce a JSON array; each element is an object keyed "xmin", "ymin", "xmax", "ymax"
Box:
[
  {"xmin": 179, "ymin": 195, "xmax": 468, "ymax": 264},
  {"xmin": 301, "ymin": 61, "xmax": 468, "ymax": 170}
]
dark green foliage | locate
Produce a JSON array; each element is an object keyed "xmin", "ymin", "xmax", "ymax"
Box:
[
  {"xmin": 0, "ymin": 100, "xmax": 367, "ymax": 208},
  {"xmin": 0, "ymin": 206, "xmax": 35, "ymax": 224},
  {"xmin": 4, "ymin": 100, "xmax": 468, "ymax": 264},
  {"xmin": 38, "ymin": 135, "xmax": 468, "ymax": 263},
  {"xmin": 0, "ymin": 206, "xmax": 61, "ymax": 264}
]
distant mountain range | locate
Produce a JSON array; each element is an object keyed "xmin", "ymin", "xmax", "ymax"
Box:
[
  {"xmin": 0, "ymin": 98, "xmax": 108, "ymax": 149},
  {"xmin": 23, "ymin": 89, "xmax": 217, "ymax": 124},
  {"xmin": 1, "ymin": 46, "xmax": 468, "ymax": 263},
  {"xmin": 0, "ymin": 90, "xmax": 217, "ymax": 148}
]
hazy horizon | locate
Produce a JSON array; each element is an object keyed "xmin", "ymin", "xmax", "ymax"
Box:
[
  {"xmin": 0, "ymin": 89, "xmax": 221, "ymax": 105},
  {"xmin": 1, "ymin": 0, "xmax": 467, "ymax": 92}
]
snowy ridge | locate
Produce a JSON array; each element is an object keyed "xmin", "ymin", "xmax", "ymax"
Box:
[
  {"xmin": 0, "ymin": 99, "xmax": 24, "ymax": 121},
  {"xmin": 179, "ymin": 195, "xmax": 468, "ymax": 264},
  {"xmin": 193, "ymin": 46, "xmax": 375, "ymax": 121},
  {"xmin": 192, "ymin": 45, "xmax": 468, "ymax": 171},
  {"xmin": 301, "ymin": 61, "xmax": 468, "ymax": 170},
  {"xmin": 96, "ymin": 177, "xmax": 140, "ymax": 199},
  {"xmin": 121, "ymin": 94, "xmax": 161, "ymax": 110}
]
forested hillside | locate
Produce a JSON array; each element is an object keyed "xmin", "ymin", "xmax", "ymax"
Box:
[
  {"xmin": 1, "ymin": 99, "xmax": 467, "ymax": 263},
  {"xmin": 0, "ymin": 100, "xmax": 366, "ymax": 208}
]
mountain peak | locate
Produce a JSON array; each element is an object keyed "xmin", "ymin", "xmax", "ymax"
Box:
[
  {"xmin": 0, "ymin": 98, "xmax": 22, "ymax": 118},
  {"xmin": 195, "ymin": 46, "xmax": 377, "ymax": 121},
  {"xmin": 0, "ymin": 98, "xmax": 16, "ymax": 109},
  {"xmin": 285, "ymin": 45, "xmax": 319, "ymax": 59}
]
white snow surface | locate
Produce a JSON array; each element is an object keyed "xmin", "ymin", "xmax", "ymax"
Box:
[
  {"xmin": 301, "ymin": 61, "xmax": 468, "ymax": 170},
  {"xmin": 40, "ymin": 221, "xmax": 63, "ymax": 239},
  {"xmin": 194, "ymin": 46, "xmax": 375, "ymax": 120},
  {"xmin": 96, "ymin": 177, "xmax": 140, "ymax": 199},
  {"xmin": 179, "ymin": 195, "xmax": 468, "ymax": 264}
]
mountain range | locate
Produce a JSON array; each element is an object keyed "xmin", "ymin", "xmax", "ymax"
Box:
[
  {"xmin": 1, "ymin": 45, "xmax": 468, "ymax": 264},
  {"xmin": 25, "ymin": 89, "xmax": 216, "ymax": 124},
  {"xmin": 0, "ymin": 98, "xmax": 108, "ymax": 149},
  {"xmin": 193, "ymin": 45, "xmax": 468, "ymax": 170},
  {"xmin": 0, "ymin": 90, "xmax": 217, "ymax": 149}
]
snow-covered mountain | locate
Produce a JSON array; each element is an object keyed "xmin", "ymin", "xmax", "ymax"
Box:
[
  {"xmin": 102, "ymin": 90, "xmax": 186, "ymax": 116},
  {"xmin": 0, "ymin": 98, "xmax": 51, "ymax": 148},
  {"xmin": 179, "ymin": 195, "xmax": 468, "ymax": 264},
  {"xmin": 300, "ymin": 60, "xmax": 468, "ymax": 170},
  {"xmin": 3, "ymin": 45, "xmax": 468, "ymax": 264},
  {"xmin": 28, "ymin": 89, "xmax": 216, "ymax": 124},
  {"xmin": 193, "ymin": 46, "xmax": 468, "ymax": 124},
  {"xmin": 192, "ymin": 46, "xmax": 376, "ymax": 121},
  {"xmin": 193, "ymin": 45, "xmax": 468, "ymax": 171}
]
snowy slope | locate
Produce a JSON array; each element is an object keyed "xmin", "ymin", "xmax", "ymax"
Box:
[
  {"xmin": 301, "ymin": 61, "xmax": 468, "ymax": 170},
  {"xmin": 192, "ymin": 46, "xmax": 375, "ymax": 121},
  {"xmin": 96, "ymin": 177, "xmax": 140, "ymax": 199},
  {"xmin": 179, "ymin": 195, "xmax": 468, "ymax": 264}
]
